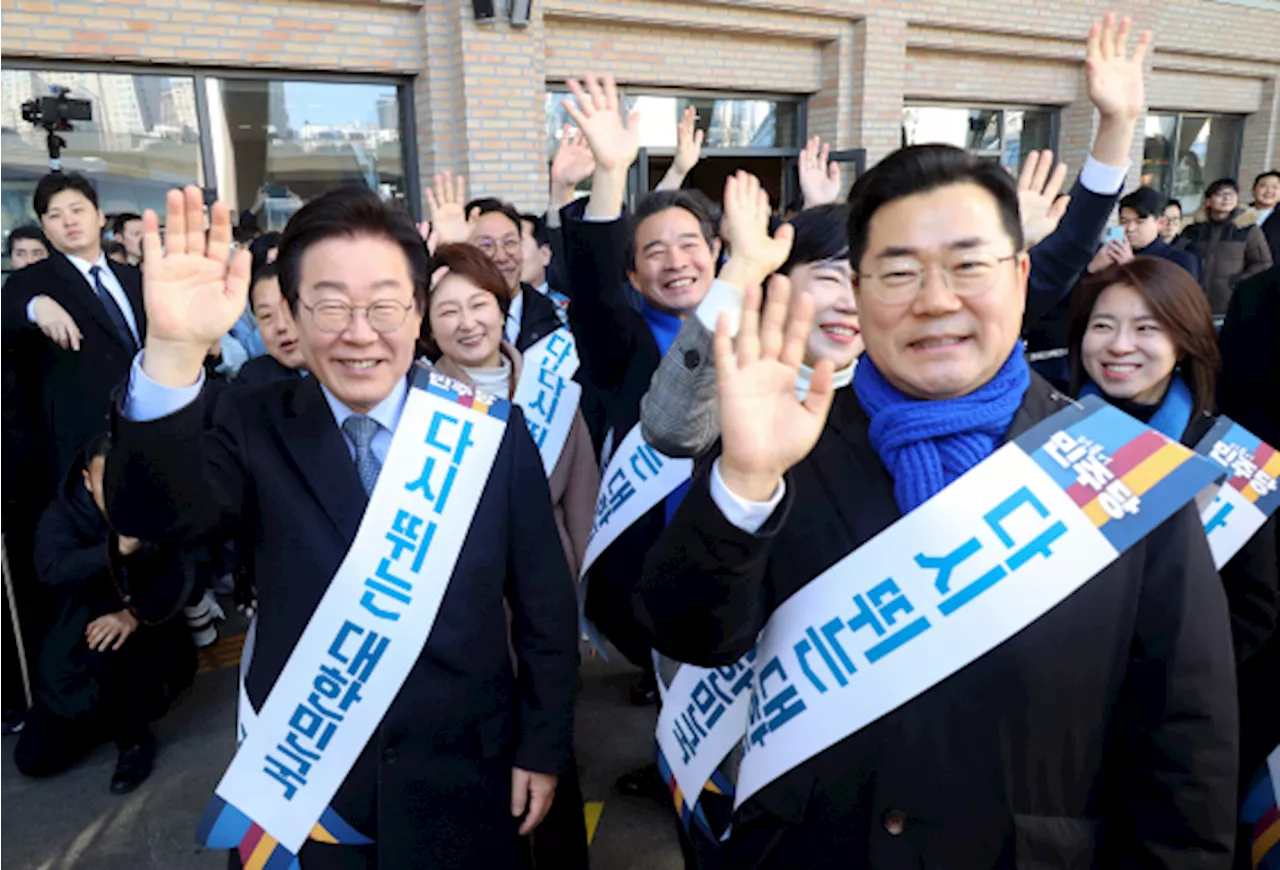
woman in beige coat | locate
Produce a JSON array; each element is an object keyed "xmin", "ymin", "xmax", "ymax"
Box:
[{"xmin": 424, "ymin": 243, "xmax": 598, "ymax": 578}]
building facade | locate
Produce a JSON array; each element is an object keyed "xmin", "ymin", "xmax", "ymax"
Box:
[{"xmin": 2, "ymin": 0, "xmax": 1278, "ymax": 259}]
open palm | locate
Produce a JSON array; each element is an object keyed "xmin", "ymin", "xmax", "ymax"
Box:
[
  {"xmin": 1086, "ymin": 13, "xmax": 1150, "ymax": 120},
  {"xmin": 142, "ymin": 186, "xmax": 250, "ymax": 348},
  {"xmin": 550, "ymin": 126, "xmax": 596, "ymax": 188},
  {"xmin": 425, "ymin": 171, "xmax": 473, "ymax": 245},
  {"xmin": 716, "ymin": 277, "xmax": 834, "ymax": 501},
  {"xmin": 564, "ymin": 72, "xmax": 640, "ymax": 174}
]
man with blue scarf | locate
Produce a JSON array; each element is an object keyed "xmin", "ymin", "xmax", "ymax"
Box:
[{"xmin": 633, "ymin": 140, "xmax": 1239, "ymax": 868}]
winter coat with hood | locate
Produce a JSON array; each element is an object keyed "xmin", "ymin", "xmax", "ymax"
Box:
[{"xmin": 1177, "ymin": 206, "xmax": 1274, "ymax": 314}]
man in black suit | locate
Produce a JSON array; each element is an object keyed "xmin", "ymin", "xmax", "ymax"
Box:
[
  {"xmin": 2, "ymin": 172, "xmax": 146, "ymax": 497},
  {"xmin": 106, "ymin": 186, "xmax": 577, "ymax": 869}
]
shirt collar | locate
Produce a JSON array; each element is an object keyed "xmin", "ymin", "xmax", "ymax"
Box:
[
  {"xmin": 320, "ymin": 373, "xmax": 409, "ymax": 436},
  {"xmin": 64, "ymin": 250, "xmax": 110, "ymax": 279},
  {"xmin": 535, "ymin": 282, "xmax": 549, "ymax": 296}
]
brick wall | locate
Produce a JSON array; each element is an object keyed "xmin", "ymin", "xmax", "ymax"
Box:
[
  {"xmin": 3, "ymin": 0, "xmax": 1278, "ymax": 214},
  {"xmin": 1, "ymin": 0, "xmax": 423, "ymax": 71}
]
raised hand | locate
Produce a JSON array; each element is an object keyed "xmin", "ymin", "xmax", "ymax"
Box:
[
  {"xmin": 718, "ymin": 171, "xmax": 795, "ymax": 292},
  {"xmin": 1017, "ymin": 150, "xmax": 1070, "ymax": 248},
  {"xmin": 798, "ymin": 135, "xmax": 842, "ymax": 209},
  {"xmin": 1086, "ymin": 13, "xmax": 1150, "ymax": 121},
  {"xmin": 715, "ymin": 277, "xmax": 835, "ymax": 502},
  {"xmin": 672, "ymin": 106, "xmax": 704, "ymax": 176},
  {"xmin": 425, "ymin": 171, "xmax": 474, "ymax": 245},
  {"xmin": 550, "ymin": 125, "xmax": 596, "ymax": 189},
  {"xmin": 141, "ymin": 186, "xmax": 251, "ymax": 386},
  {"xmin": 564, "ymin": 72, "xmax": 640, "ymax": 175}
]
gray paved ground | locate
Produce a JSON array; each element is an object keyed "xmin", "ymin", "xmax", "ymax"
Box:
[{"xmin": 1, "ymin": 642, "xmax": 682, "ymax": 870}]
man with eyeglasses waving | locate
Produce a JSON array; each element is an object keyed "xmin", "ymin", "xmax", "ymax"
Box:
[
  {"xmin": 104, "ymin": 185, "xmax": 577, "ymax": 869},
  {"xmin": 633, "ymin": 141, "xmax": 1238, "ymax": 869}
]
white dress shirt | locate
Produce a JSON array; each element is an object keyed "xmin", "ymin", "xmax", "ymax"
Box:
[
  {"xmin": 123, "ymin": 352, "xmax": 408, "ymax": 467},
  {"xmin": 504, "ymin": 288, "xmax": 524, "ymax": 346},
  {"xmin": 27, "ymin": 252, "xmax": 141, "ymax": 344}
]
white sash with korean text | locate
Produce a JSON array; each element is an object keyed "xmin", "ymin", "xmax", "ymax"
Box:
[
  {"xmin": 579, "ymin": 423, "xmax": 692, "ymax": 578},
  {"xmin": 512, "ymin": 327, "xmax": 582, "ymax": 477},
  {"xmin": 655, "ymin": 398, "xmax": 1224, "ymax": 811},
  {"xmin": 214, "ymin": 369, "xmax": 509, "ymax": 854}
]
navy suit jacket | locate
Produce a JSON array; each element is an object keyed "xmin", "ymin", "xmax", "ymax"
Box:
[
  {"xmin": 2, "ymin": 252, "xmax": 146, "ymax": 495},
  {"xmin": 1022, "ymin": 179, "xmax": 1125, "ymax": 353},
  {"xmin": 1135, "ymin": 236, "xmax": 1201, "ymax": 282},
  {"xmin": 105, "ymin": 372, "xmax": 577, "ymax": 869}
]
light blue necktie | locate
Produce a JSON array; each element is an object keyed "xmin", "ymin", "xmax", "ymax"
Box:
[{"xmin": 342, "ymin": 415, "xmax": 382, "ymax": 497}]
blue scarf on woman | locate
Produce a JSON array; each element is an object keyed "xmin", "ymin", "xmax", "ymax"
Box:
[
  {"xmin": 854, "ymin": 343, "xmax": 1032, "ymax": 514},
  {"xmin": 640, "ymin": 299, "xmax": 691, "ymax": 523},
  {"xmin": 1080, "ymin": 376, "xmax": 1194, "ymax": 440}
]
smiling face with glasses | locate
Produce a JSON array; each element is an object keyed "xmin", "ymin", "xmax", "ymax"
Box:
[
  {"xmin": 470, "ymin": 211, "xmax": 524, "ymax": 294},
  {"xmin": 294, "ymin": 234, "xmax": 424, "ymax": 415},
  {"xmin": 853, "ymin": 182, "xmax": 1030, "ymax": 400}
]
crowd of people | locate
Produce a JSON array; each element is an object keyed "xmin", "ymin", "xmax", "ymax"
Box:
[{"xmin": 1, "ymin": 11, "xmax": 1278, "ymax": 870}]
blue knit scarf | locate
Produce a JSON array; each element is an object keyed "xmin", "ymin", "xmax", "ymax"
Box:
[
  {"xmin": 854, "ymin": 343, "xmax": 1032, "ymax": 514},
  {"xmin": 1081, "ymin": 376, "xmax": 1194, "ymax": 440}
]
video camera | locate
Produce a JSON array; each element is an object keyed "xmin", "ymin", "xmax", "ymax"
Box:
[{"xmin": 21, "ymin": 86, "xmax": 93, "ymax": 170}]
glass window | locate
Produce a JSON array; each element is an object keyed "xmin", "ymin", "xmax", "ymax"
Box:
[
  {"xmin": 206, "ymin": 78, "xmax": 405, "ymax": 231},
  {"xmin": 1142, "ymin": 113, "xmax": 1177, "ymax": 195},
  {"xmin": 2, "ymin": 69, "xmax": 203, "ymax": 265},
  {"xmin": 546, "ymin": 90, "xmax": 801, "ymax": 156},
  {"xmin": 903, "ymin": 105, "xmax": 1057, "ymax": 174},
  {"xmin": 1141, "ymin": 112, "xmax": 1243, "ymax": 215}
]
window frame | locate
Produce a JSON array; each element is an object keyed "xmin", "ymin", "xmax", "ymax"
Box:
[
  {"xmin": 1, "ymin": 59, "xmax": 420, "ymax": 219},
  {"xmin": 902, "ymin": 101, "xmax": 1061, "ymax": 170},
  {"xmin": 1143, "ymin": 110, "xmax": 1245, "ymax": 210}
]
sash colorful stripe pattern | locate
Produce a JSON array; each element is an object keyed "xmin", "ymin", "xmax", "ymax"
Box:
[
  {"xmin": 198, "ymin": 796, "xmax": 372, "ymax": 869},
  {"xmin": 1212, "ymin": 423, "xmax": 1280, "ymax": 511},
  {"xmin": 1243, "ymin": 748, "xmax": 1280, "ymax": 870},
  {"xmin": 418, "ymin": 365, "xmax": 511, "ymax": 422},
  {"xmin": 1020, "ymin": 401, "xmax": 1207, "ymax": 554},
  {"xmin": 655, "ymin": 743, "xmax": 730, "ymax": 840}
]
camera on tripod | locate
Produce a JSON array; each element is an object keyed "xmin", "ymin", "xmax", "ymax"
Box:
[{"xmin": 21, "ymin": 86, "xmax": 93, "ymax": 170}]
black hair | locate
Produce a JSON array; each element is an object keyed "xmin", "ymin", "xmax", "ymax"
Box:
[
  {"xmin": 1165, "ymin": 198, "xmax": 1183, "ymax": 215},
  {"xmin": 845, "ymin": 145, "xmax": 1022, "ymax": 269},
  {"xmin": 1204, "ymin": 178, "xmax": 1239, "ymax": 199},
  {"xmin": 82, "ymin": 432, "xmax": 113, "ymax": 466},
  {"xmin": 625, "ymin": 189, "xmax": 718, "ymax": 270},
  {"xmin": 520, "ymin": 213, "xmax": 551, "ymax": 248},
  {"xmin": 781, "ymin": 204, "xmax": 850, "ymax": 275},
  {"xmin": 249, "ymin": 262, "xmax": 279, "ymax": 308},
  {"xmin": 466, "ymin": 198, "xmax": 523, "ymax": 236},
  {"xmin": 6, "ymin": 225, "xmax": 48, "ymax": 256},
  {"xmin": 1254, "ymin": 169, "xmax": 1280, "ymax": 188},
  {"xmin": 1118, "ymin": 186, "xmax": 1167, "ymax": 220},
  {"xmin": 250, "ymin": 231, "xmax": 282, "ymax": 275},
  {"xmin": 111, "ymin": 212, "xmax": 142, "ymax": 236},
  {"xmin": 34, "ymin": 171, "xmax": 99, "ymax": 217},
  {"xmin": 276, "ymin": 186, "xmax": 429, "ymax": 314}
]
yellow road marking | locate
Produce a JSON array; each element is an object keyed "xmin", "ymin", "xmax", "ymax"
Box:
[{"xmin": 584, "ymin": 801, "xmax": 604, "ymax": 845}]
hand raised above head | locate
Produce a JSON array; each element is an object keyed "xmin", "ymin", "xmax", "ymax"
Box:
[
  {"xmin": 1017, "ymin": 150, "xmax": 1070, "ymax": 249},
  {"xmin": 141, "ymin": 186, "xmax": 251, "ymax": 385},
  {"xmin": 425, "ymin": 171, "xmax": 474, "ymax": 246},
  {"xmin": 716, "ymin": 276, "xmax": 834, "ymax": 502},
  {"xmin": 671, "ymin": 105, "xmax": 704, "ymax": 176},
  {"xmin": 563, "ymin": 72, "xmax": 640, "ymax": 175},
  {"xmin": 718, "ymin": 171, "xmax": 794, "ymax": 291},
  {"xmin": 1085, "ymin": 12, "xmax": 1151, "ymax": 121},
  {"xmin": 798, "ymin": 135, "xmax": 843, "ymax": 209},
  {"xmin": 550, "ymin": 125, "xmax": 596, "ymax": 189}
]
